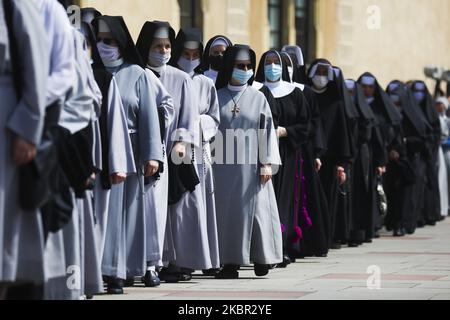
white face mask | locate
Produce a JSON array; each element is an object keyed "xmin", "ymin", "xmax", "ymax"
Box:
[
  {"xmin": 312, "ymin": 75, "xmax": 329, "ymax": 90},
  {"xmin": 97, "ymin": 42, "xmax": 121, "ymax": 62},
  {"xmin": 178, "ymin": 57, "xmax": 200, "ymax": 75},
  {"xmin": 148, "ymin": 51, "xmax": 171, "ymax": 67}
]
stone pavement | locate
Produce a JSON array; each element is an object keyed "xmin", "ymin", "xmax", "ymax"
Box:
[{"xmin": 94, "ymin": 218, "xmax": 450, "ymax": 300}]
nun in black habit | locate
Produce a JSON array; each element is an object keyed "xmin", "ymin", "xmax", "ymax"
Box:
[
  {"xmin": 280, "ymin": 51, "xmax": 330, "ymax": 258},
  {"xmin": 357, "ymin": 72, "xmax": 402, "ymax": 240},
  {"xmin": 306, "ymin": 59, "xmax": 352, "ymax": 250},
  {"xmin": 345, "ymin": 79, "xmax": 386, "ymax": 245},
  {"xmin": 255, "ymin": 50, "xmax": 311, "ymax": 264},
  {"xmin": 333, "ymin": 67, "xmax": 359, "ymax": 246},
  {"xmin": 80, "ymin": 7, "xmax": 101, "ymax": 24},
  {"xmin": 386, "ymin": 80, "xmax": 429, "ymax": 236},
  {"xmin": 410, "ymin": 80, "xmax": 442, "ymax": 227},
  {"xmin": 198, "ymin": 35, "xmax": 233, "ymax": 84}
]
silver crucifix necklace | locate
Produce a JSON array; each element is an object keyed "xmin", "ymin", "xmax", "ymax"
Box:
[{"xmin": 227, "ymin": 86, "xmax": 248, "ymax": 119}]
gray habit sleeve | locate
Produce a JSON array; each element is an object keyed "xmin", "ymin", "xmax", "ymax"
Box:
[
  {"xmin": 6, "ymin": 0, "xmax": 48, "ymax": 145},
  {"xmin": 137, "ymin": 70, "xmax": 163, "ymax": 164}
]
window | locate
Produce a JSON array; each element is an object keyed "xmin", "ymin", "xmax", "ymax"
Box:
[
  {"xmin": 179, "ymin": 0, "xmax": 203, "ymax": 30},
  {"xmin": 295, "ymin": 0, "xmax": 316, "ymax": 62},
  {"xmin": 268, "ymin": 0, "xmax": 282, "ymax": 50}
]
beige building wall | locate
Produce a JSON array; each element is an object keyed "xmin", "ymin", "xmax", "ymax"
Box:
[
  {"xmin": 79, "ymin": 0, "xmax": 271, "ymax": 57},
  {"xmin": 80, "ymin": 0, "xmax": 450, "ymax": 88},
  {"xmin": 316, "ymin": 0, "xmax": 450, "ymax": 88},
  {"xmin": 79, "ymin": 0, "xmax": 181, "ymax": 40}
]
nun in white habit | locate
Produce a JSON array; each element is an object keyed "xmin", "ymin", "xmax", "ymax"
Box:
[
  {"xmin": 436, "ymin": 97, "xmax": 449, "ymax": 218},
  {"xmin": 136, "ymin": 21, "xmax": 198, "ymax": 282},
  {"xmin": 79, "ymin": 21, "xmax": 137, "ymax": 288},
  {"xmin": 45, "ymin": 27, "xmax": 103, "ymax": 300},
  {"xmin": 29, "ymin": 0, "xmax": 76, "ymax": 300},
  {"xmin": 213, "ymin": 45, "xmax": 283, "ymax": 279},
  {"xmin": 92, "ymin": 16, "xmax": 163, "ymax": 294},
  {"xmin": 167, "ymin": 28, "xmax": 221, "ymax": 274},
  {"xmin": 0, "ymin": 0, "xmax": 48, "ymax": 299}
]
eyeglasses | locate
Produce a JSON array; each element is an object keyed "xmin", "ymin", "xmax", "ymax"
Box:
[
  {"xmin": 236, "ymin": 63, "xmax": 252, "ymax": 70},
  {"xmin": 97, "ymin": 37, "xmax": 117, "ymax": 46}
]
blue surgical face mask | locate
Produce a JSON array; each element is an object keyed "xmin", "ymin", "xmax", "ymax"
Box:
[
  {"xmin": 148, "ymin": 51, "xmax": 171, "ymax": 67},
  {"xmin": 178, "ymin": 57, "xmax": 200, "ymax": 75},
  {"xmin": 413, "ymin": 91, "xmax": 426, "ymax": 103},
  {"xmin": 312, "ymin": 75, "xmax": 329, "ymax": 90},
  {"xmin": 97, "ymin": 42, "xmax": 121, "ymax": 62},
  {"xmin": 231, "ymin": 68, "xmax": 254, "ymax": 85},
  {"xmin": 264, "ymin": 63, "xmax": 283, "ymax": 82}
]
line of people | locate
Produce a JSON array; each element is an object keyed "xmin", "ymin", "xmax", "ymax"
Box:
[{"xmin": 1, "ymin": 0, "xmax": 448, "ymax": 300}]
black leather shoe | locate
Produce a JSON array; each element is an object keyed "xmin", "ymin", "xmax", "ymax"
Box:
[
  {"xmin": 106, "ymin": 277, "xmax": 124, "ymax": 295},
  {"xmin": 124, "ymin": 277, "xmax": 135, "ymax": 287},
  {"xmin": 277, "ymin": 256, "xmax": 291, "ymax": 268},
  {"xmin": 215, "ymin": 265, "xmax": 239, "ymax": 279},
  {"xmin": 426, "ymin": 220, "xmax": 436, "ymax": 226},
  {"xmin": 254, "ymin": 264, "xmax": 270, "ymax": 277},
  {"xmin": 159, "ymin": 269, "xmax": 179, "ymax": 283},
  {"xmin": 202, "ymin": 269, "xmax": 220, "ymax": 276},
  {"xmin": 331, "ymin": 243, "xmax": 342, "ymax": 250},
  {"xmin": 314, "ymin": 253, "xmax": 328, "ymax": 258},
  {"xmin": 348, "ymin": 242, "xmax": 359, "ymax": 248},
  {"xmin": 393, "ymin": 229, "xmax": 405, "ymax": 237},
  {"xmin": 363, "ymin": 239, "xmax": 373, "ymax": 244},
  {"xmin": 215, "ymin": 269, "xmax": 239, "ymax": 279},
  {"xmin": 142, "ymin": 270, "xmax": 161, "ymax": 287},
  {"xmin": 178, "ymin": 272, "xmax": 192, "ymax": 282}
]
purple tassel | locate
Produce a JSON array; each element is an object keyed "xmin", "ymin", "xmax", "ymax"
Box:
[
  {"xmin": 300, "ymin": 158, "xmax": 313, "ymax": 228},
  {"xmin": 292, "ymin": 153, "xmax": 303, "ymax": 244},
  {"xmin": 281, "ymin": 223, "xmax": 286, "ymax": 234},
  {"xmin": 292, "ymin": 226, "xmax": 303, "ymax": 244}
]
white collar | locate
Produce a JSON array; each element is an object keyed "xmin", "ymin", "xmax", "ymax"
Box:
[
  {"xmin": 264, "ymin": 80, "xmax": 296, "ymax": 98},
  {"xmin": 293, "ymin": 82, "xmax": 305, "ymax": 91},
  {"xmin": 148, "ymin": 64, "xmax": 166, "ymax": 74},
  {"xmin": 312, "ymin": 86, "xmax": 327, "ymax": 94},
  {"xmin": 102, "ymin": 58, "xmax": 124, "ymax": 68},
  {"xmin": 227, "ymin": 84, "xmax": 248, "ymax": 92},
  {"xmin": 252, "ymin": 81, "xmax": 264, "ymax": 90}
]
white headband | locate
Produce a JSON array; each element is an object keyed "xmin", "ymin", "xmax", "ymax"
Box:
[
  {"xmin": 211, "ymin": 38, "xmax": 228, "ymax": 49},
  {"xmin": 98, "ymin": 19, "xmax": 111, "ymax": 33},
  {"xmin": 345, "ymin": 80, "xmax": 356, "ymax": 90},
  {"xmin": 308, "ymin": 63, "xmax": 334, "ymax": 81},
  {"xmin": 155, "ymin": 27, "xmax": 169, "ymax": 39},
  {"xmin": 436, "ymin": 97, "xmax": 449, "ymax": 110},
  {"xmin": 361, "ymin": 76, "xmax": 376, "ymax": 86},
  {"xmin": 281, "ymin": 45, "xmax": 304, "ymax": 66},
  {"xmin": 184, "ymin": 41, "xmax": 200, "ymax": 50},
  {"xmin": 388, "ymin": 83, "xmax": 400, "ymax": 92},
  {"xmin": 236, "ymin": 49, "xmax": 251, "ymax": 61},
  {"xmin": 82, "ymin": 12, "xmax": 96, "ymax": 24},
  {"xmin": 414, "ymin": 82, "xmax": 426, "ymax": 91}
]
